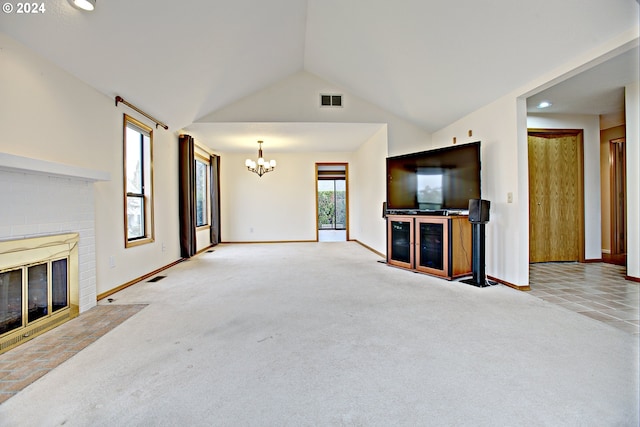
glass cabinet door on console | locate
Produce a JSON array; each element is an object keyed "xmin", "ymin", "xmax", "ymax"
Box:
[
  {"xmin": 385, "ymin": 214, "xmax": 472, "ymax": 280},
  {"xmin": 387, "ymin": 215, "xmax": 414, "ymax": 269},
  {"xmin": 415, "ymin": 217, "xmax": 449, "ymax": 277}
]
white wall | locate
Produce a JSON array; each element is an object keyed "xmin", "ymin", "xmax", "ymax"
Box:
[
  {"xmin": 0, "ymin": 33, "xmax": 182, "ymax": 298},
  {"xmin": 93, "ymin": 113, "xmax": 180, "ymax": 296},
  {"xmin": 526, "ymin": 113, "xmax": 602, "ymax": 260},
  {"xmin": 626, "ymin": 81, "xmax": 640, "ymax": 279},
  {"xmin": 198, "ymin": 70, "xmax": 428, "ymax": 252},
  {"xmin": 219, "ymin": 151, "xmax": 353, "ymax": 242},
  {"xmin": 430, "ymin": 33, "xmax": 639, "ymax": 287},
  {"xmin": 198, "ymin": 71, "xmax": 431, "ymax": 156},
  {"xmin": 218, "ymin": 134, "xmax": 388, "ymax": 255},
  {"xmin": 350, "ymin": 126, "xmax": 389, "ymax": 255},
  {"xmin": 213, "ymin": 124, "xmax": 388, "ymax": 253},
  {"xmin": 432, "ymin": 96, "xmax": 523, "ymax": 285},
  {"xmin": 0, "ymin": 170, "xmax": 98, "ymax": 312}
]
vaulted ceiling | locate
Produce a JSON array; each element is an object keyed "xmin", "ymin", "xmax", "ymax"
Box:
[{"xmin": 1, "ymin": 0, "xmax": 638, "ymax": 152}]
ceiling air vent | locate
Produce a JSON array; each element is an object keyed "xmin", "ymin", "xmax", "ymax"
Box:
[{"xmin": 320, "ymin": 94, "xmax": 342, "ymax": 107}]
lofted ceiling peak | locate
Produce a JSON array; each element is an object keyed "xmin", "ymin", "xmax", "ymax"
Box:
[{"xmin": 0, "ymin": 0, "xmax": 637, "ymax": 147}]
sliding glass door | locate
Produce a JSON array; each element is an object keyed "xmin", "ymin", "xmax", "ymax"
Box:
[
  {"xmin": 316, "ymin": 163, "xmax": 348, "ymax": 242},
  {"xmin": 318, "ymin": 179, "xmax": 346, "ymax": 230}
]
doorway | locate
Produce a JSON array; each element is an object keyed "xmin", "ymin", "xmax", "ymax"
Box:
[
  {"xmin": 609, "ymin": 137, "xmax": 627, "ymax": 265},
  {"xmin": 316, "ymin": 163, "xmax": 348, "ymax": 242},
  {"xmin": 528, "ymin": 129, "xmax": 585, "ymax": 263}
]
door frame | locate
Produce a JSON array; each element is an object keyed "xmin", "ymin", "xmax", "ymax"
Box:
[
  {"xmin": 609, "ymin": 137, "xmax": 626, "ymax": 255},
  {"xmin": 528, "ymin": 128, "xmax": 585, "ymax": 263},
  {"xmin": 315, "ymin": 162, "xmax": 349, "ymax": 242}
]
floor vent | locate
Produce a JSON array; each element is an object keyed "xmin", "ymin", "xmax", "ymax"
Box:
[
  {"xmin": 147, "ymin": 276, "xmax": 166, "ymax": 283},
  {"xmin": 320, "ymin": 94, "xmax": 342, "ymax": 107}
]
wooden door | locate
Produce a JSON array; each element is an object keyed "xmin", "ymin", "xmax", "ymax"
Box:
[
  {"xmin": 610, "ymin": 138, "xmax": 626, "ymax": 255},
  {"xmin": 528, "ymin": 130, "xmax": 584, "ymax": 263}
]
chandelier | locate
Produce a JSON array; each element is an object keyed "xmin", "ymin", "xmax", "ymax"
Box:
[{"xmin": 245, "ymin": 140, "xmax": 276, "ymax": 177}]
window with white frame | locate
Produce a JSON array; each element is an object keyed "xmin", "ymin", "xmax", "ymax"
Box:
[{"xmin": 123, "ymin": 114, "xmax": 154, "ymax": 247}]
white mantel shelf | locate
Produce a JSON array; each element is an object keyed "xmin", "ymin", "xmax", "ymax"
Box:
[{"xmin": 0, "ymin": 152, "xmax": 110, "ymax": 182}]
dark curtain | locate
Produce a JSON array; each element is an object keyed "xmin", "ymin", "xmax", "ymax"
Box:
[
  {"xmin": 178, "ymin": 134, "xmax": 197, "ymax": 258},
  {"xmin": 210, "ymin": 154, "xmax": 221, "ymax": 245}
]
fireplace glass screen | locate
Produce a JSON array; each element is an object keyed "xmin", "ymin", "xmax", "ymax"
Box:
[
  {"xmin": 0, "ymin": 269, "xmax": 23, "ymax": 335},
  {"xmin": 0, "ymin": 233, "xmax": 78, "ymax": 355},
  {"xmin": 52, "ymin": 259, "xmax": 68, "ymax": 313},
  {"xmin": 1, "ymin": 257, "xmax": 71, "ymax": 336},
  {"xmin": 28, "ymin": 264, "xmax": 48, "ymax": 323}
]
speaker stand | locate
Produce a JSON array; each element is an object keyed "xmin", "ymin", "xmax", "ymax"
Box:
[{"xmin": 460, "ymin": 223, "xmax": 494, "ymax": 288}]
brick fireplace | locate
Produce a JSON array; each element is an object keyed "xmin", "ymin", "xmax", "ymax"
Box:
[
  {"xmin": 0, "ymin": 153, "xmax": 109, "ymax": 352},
  {"xmin": 0, "ymin": 233, "xmax": 79, "ymax": 353}
]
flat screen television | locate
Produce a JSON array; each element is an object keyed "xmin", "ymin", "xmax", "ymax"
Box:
[{"xmin": 386, "ymin": 141, "xmax": 481, "ymax": 212}]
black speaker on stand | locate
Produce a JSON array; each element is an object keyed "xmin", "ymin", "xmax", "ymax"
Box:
[{"xmin": 461, "ymin": 199, "xmax": 495, "ymax": 288}]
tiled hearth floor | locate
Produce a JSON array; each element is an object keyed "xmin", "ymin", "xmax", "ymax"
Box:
[
  {"xmin": 0, "ymin": 304, "xmax": 146, "ymax": 404},
  {"xmin": 529, "ymin": 262, "xmax": 639, "ymax": 336}
]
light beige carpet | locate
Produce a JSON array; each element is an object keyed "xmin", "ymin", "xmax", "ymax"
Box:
[{"xmin": 0, "ymin": 242, "xmax": 637, "ymax": 426}]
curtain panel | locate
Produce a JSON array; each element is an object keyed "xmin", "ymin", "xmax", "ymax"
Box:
[
  {"xmin": 178, "ymin": 134, "xmax": 197, "ymax": 258},
  {"xmin": 210, "ymin": 154, "xmax": 221, "ymax": 245}
]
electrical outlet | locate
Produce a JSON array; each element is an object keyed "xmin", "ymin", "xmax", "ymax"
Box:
[
  {"xmin": 250, "ymin": 227, "xmax": 254, "ymax": 233},
  {"xmin": 109, "ymin": 256, "xmax": 116, "ymax": 268},
  {"xmin": 507, "ymin": 192, "xmax": 513, "ymax": 203},
  {"xmin": 162, "ymin": 242, "xmax": 166, "ymax": 252}
]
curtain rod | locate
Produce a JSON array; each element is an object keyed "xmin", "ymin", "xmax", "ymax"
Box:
[{"xmin": 115, "ymin": 96, "xmax": 169, "ymax": 130}]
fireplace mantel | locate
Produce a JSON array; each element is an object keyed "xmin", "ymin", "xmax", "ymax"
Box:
[{"xmin": 0, "ymin": 152, "xmax": 110, "ymax": 182}]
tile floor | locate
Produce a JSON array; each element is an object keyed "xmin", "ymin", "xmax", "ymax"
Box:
[
  {"xmin": 529, "ymin": 262, "xmax": 639, "ymax": 336},
  {"xmin": 0, "ymin": 303, "xmax": 146, "ymax": 404}
]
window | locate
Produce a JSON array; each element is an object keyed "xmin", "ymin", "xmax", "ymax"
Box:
[
  {"xmin": 195, "ymin": 156, "xmax": 209, "ymax": 227},
  {"xmin": 123, "ymin": 114, "xmax": 154, "ymax": 247}
]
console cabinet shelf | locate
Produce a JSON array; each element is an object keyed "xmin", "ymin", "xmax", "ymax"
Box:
[{"xmin": 387, "ymin": 214, "xmax": 472, "ymax": 280}]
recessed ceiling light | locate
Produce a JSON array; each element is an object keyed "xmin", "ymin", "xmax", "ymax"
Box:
[
  {"xmin": 68, "ymin": 0, "xmax": 96, "ymax": 11},
  {"xmin": 537, "ymin": 101, "xmax": 552, "ymax": 109}
]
